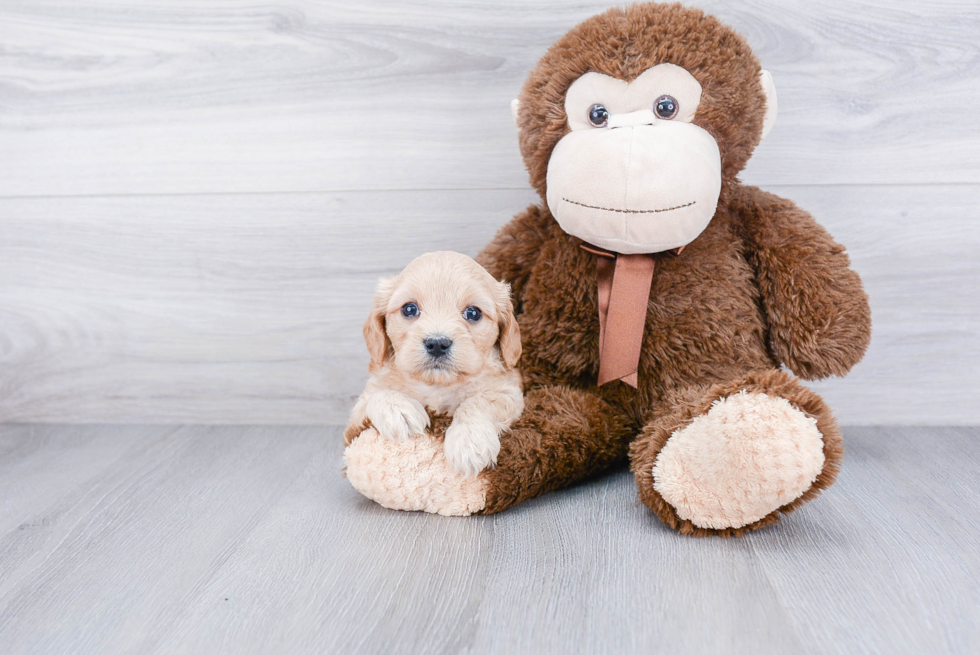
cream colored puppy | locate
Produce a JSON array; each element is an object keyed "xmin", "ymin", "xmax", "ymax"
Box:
[{"xmin": 345, "ymin": 251, "xmax": 524, "ymax": 477}]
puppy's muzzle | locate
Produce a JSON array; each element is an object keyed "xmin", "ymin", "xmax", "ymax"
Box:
[{"xmin": 423, "ymin": 335, "xmax": 453, "ymax": 359}]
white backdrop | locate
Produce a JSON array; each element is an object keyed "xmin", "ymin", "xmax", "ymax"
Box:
[{"xmin": 1, "ymin": 0, "xmax": 977, "ymax": 424}]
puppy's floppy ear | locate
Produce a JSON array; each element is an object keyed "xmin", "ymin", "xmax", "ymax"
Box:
[
  {"xmin": 363, "ymin": 277, "xmax": 394, "ymax": 368},
  {"xmin": 495, "ymin": 280, "xmax": 522, "ymax": 369}
]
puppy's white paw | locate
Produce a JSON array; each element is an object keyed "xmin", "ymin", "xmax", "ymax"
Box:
[
  {"xmin": 367, "ymin": 391, "xmax": 430, "ymax": 441},
  {"xmin": 444, "ymin": 418, "xmax": 500, "ymax": 478}
]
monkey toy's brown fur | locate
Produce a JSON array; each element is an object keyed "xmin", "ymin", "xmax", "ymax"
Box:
[
  {"xmin": 345, "ymin": 2, "xmax": 871, "ymax": 536},
  {"xmin": 470, "ymin": 3, "xmax": 871, "ymax": 536}
]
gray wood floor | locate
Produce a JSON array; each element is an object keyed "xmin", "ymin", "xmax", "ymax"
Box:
[{"xmin": 1, "ymin": 425, "xmax": 977, "ymax": 654}]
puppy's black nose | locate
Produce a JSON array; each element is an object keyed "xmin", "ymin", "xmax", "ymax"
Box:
[{"xmin": 423, "ymin": 335, "xmax": 453, "ymax": 358}]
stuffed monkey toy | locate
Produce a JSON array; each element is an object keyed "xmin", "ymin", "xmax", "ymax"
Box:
[{"xmin": 345, "ymin": 2, "xmax": 871, "ymax": 536}]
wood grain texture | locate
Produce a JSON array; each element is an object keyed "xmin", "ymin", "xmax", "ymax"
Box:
[
  {"xmin": 1, "ymin": 1, "xmax": 977, "ymax": 425},
  {"xmin": 1, "ymin": 185, "xmax": 977, "ymax": 424},
  {"xmin": 0, "ymin": 424, "xmax": 977, "ymax": 654},
  {"xmin": 0, "ymin": 189, "xmax": 533, "ymax": 423},
  {"xmin": 0, "ymin": 0, "xmax": 978, "ymax": 196}
]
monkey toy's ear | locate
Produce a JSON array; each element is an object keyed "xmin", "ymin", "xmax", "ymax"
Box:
[
  {"xmin": 510, "ymin": 98, "xmax": 520, "ymax": 126},
  {"xmin": 759, "ymin": 70, "xmax": 778, "ymax": 140}
]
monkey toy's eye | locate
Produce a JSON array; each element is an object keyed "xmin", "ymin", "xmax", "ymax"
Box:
[
  {"xmin": 654, "ymin": 95, "xmax": 679, "ymax": 120},
  {"xmin": 463, "ymin": 306, "xmax": 482, "ymax": 322},
  {"xmin": 587, "ymin": 103, "xmax": 609, "ymax": 128},
  {"xmin": 401, "ymin": 302, "xmax": 419, "ymax": 318}
]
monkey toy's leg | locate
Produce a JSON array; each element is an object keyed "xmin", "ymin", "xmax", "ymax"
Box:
[
  {"xmin": 344, "ymin": 385, "xmax": 636, "ymax": 516},
  {"xmin": 629, "ymin": 369, "xmax": 843, "ymax": 537},
  {"xmin": 479, "ymin": 385, "xmax": 636, "ymax": 513}
]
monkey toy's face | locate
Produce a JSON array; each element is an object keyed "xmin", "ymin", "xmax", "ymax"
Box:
[
  {"xmin": 544, "ymin": 64, "xmax": 776, "ymax": 255},
  {"xmin": 548, "ymin": 64, "xmax": 717, "ymax": 254}
]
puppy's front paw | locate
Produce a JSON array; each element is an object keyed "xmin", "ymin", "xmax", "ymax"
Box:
[
  {"xmin": 444, "ymin": 419, "xmax": 500, "ymax": 478},
  {"xmin": 368, "ymin": 391, "xmax": 430, "ymax": 441}
]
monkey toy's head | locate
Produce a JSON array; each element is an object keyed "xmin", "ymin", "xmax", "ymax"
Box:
[{"xmin": 513, "ymin": 3, "xmax": 777, "ymax": 255}]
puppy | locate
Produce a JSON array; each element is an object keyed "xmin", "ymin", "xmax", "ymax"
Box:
[{"xmin": 345, "ymin": 251, "xmax": 524, "ymax": 477}]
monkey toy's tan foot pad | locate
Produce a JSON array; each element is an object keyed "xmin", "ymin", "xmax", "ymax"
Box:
[
  {"xmin": 652, "ymin": 391, "xmax": 825, "ymax": 531},
  {"xmin": 344, "ymin": 428, "xmax": 488, "ymax": 517}
]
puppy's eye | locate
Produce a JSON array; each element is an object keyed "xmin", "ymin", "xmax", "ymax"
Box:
[
  {"xmin": 401, "ymin": 302, "xmax": 419, "ymax": 318},
  {"xmin": 463, "ymin": 306, "xmax": 482, "ymax": 322}
]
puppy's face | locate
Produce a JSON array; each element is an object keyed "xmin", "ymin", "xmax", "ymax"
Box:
[{"xmin": 364, "ymin": 252, "xmax": 521, "ymax": 385}]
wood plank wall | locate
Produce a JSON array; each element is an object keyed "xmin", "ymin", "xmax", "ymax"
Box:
[{"xmin": 1, "ymin": 1, "xmax": 978, "ymax": 424}]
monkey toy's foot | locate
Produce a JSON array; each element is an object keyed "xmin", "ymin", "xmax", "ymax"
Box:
[
  {"xmin": 630, "ymin": 370, "xmax": 843, "ymax": 536},
  {"xmin": 344, "ymin": 427, "xmax": 488, "ymax": 517}
]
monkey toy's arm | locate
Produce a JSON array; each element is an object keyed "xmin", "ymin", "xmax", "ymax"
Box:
[
  {"xmin": 475, "ymin": 204, "xmax": 555, "ymax": 307},
  {"xmin": 733, "ymin": 185, "xmax": 872, "ymax": 380}
]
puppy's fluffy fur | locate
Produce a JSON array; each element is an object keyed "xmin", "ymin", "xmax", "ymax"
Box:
[{"xmin": 345, "ymin": 251, "xmax": 524, "ymax": 477}]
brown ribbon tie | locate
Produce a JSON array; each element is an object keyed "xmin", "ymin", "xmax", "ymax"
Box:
[{"xmin": 581, "ymin": 244, "xmax": 684, "ymax": 388}]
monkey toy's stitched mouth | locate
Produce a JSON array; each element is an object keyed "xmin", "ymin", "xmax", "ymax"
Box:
[{"xmin": 562, "ymin": 198, "xmax": 696, "ymax": 214}]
